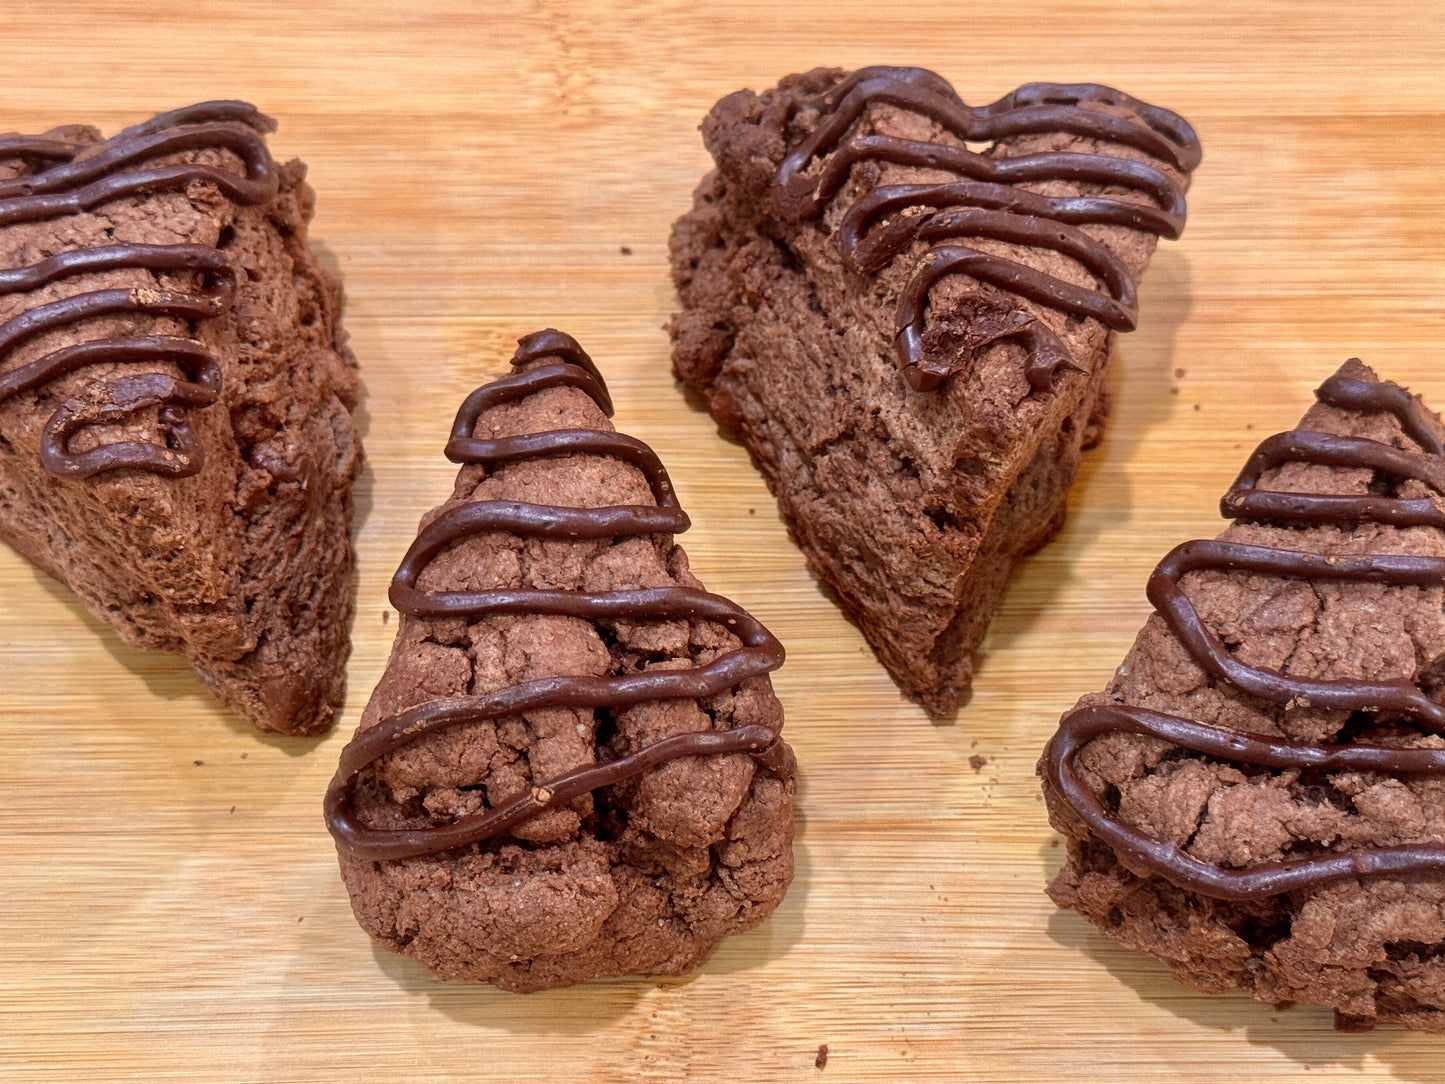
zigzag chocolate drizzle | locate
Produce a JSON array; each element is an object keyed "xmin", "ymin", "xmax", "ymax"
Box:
[
  {"xmin": 1043, "ymin": 365, "xmax": 1445, "ymax": 901},
  {"xmin": 325, "ymin": 330, "xmax": 792, "ymax": 862},
  {"xmin": 0, "ymin": 102, "xmax": 280, "ymax": 478},
  {"xmin": 1046, "ymin": 705, "xmax": 1445, "ymax": 901},
  {"xmin": 1220, "ymin": 370, "xmax": 1445, "ymax": 529},
  {"xmin": 773, "ymin": 66, "xmax": 1200, "ymax": 392}
]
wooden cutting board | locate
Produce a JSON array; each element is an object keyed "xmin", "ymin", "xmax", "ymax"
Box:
[{"xmin": 3, "ymin": 2, "xmax": 1444, "ymax": 1080}]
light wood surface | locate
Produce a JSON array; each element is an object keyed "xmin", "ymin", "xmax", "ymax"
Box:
[{"xmin": 3, "ymin": 2, "xmax": 1444, "ymax": 1080}]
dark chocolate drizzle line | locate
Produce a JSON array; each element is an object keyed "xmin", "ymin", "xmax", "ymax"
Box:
[
  {"xmin": 0, "ymin": 101, "xmax": 279, "ymax": 478},
  {"xmin": 1149, "ymin": 541, "xmax": 1445, "ymax": 727},
  {"xmin": 773, "ymin": 66, "xmax": 1200, "ymax": 392},
  {"xmin": 1044, "ymin": 368, "xmax": 1445, "ymax": 900},
  {"xmin": 325, "ymin": 330, "xmax": 791, "ymax": 862},
  {"xmin": 1044, "ymin": 705, "xmax": 1445, "ymax": 903},
  {"xmin": 1221, "ymin": 368, "xmax": 1445, "ymax": 529}
]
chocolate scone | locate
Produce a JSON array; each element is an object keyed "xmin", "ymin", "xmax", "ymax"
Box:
[
  {"xmin": 1040, "ymin": 361, "xmax": 1445, "ymax": 1031},
  {"xmin": 670, "ymin": 66, "xmax": 1200, "ymax": 714},
  {"xmin": 0, "ymin": 102, "xmax": 360, "ymax": 734},
  {"xmin": 325, "ymin": 331, "xmax": 795, "ymax": 992}
]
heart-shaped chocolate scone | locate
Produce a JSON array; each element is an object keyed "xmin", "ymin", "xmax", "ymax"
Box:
[{"xmin": 670, "ymin": 66, "xmax": 1200, "ymax": 715}]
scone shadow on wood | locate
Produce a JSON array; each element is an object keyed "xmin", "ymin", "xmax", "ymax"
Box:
[
  {"xmin": 23, "ymin": 565, "xmax": 322, "ymax": 752},
  {"xmin": 1041, "ymin": 906, "xmax": 1408, "ymax": 1067},
  {"xmin": 978, "ymin": 247, "xmax": 1194, "ymax": 663},
  {"xmin": 365, "ymin": 943, "xmax": 643, "ymax": 1028},
  {"xmin": 1045, "ymin": 903, "xmax": 1445, "ymax": 1079}
]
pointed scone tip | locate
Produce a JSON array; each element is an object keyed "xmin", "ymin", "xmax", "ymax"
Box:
[
  {"xmin": 1040, "ymin": 361, "xmax": 1445, "ymax": 1030},
  {"xmin": 326, "ymin": 329, "xmax": 792, "ymax": 862}
]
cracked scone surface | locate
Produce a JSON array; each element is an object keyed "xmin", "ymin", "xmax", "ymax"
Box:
[
  {"xmin": 1040, "ymin": 360, "xmax": 1445, "ymax": 1031},
  {"xmin": 0, "ymin": 103, "xmax": 360, "ymax": 735},
  {"xmin": 329, "ymin": 335, "xmax": 794, "ymax": 992},
  {"xmin": 669, "ymin": 66, "xmax": 1198, "ymax": 715}
]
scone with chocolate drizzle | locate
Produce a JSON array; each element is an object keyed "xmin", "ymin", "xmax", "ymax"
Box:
[
  {"xmin": 1041, "ymin": 361, "xmax": 1445, "ymax": 1031},
  {"xmin": 0, "ymin": 102, "xmax": 360, "ymax": 734},
  {"xmin": 325, "ymin": 331, "xmax": 795, "ymax": 992},
  {"xmin": 670, "ymin": 66, "xmax": 1200, "ymax": 714}
]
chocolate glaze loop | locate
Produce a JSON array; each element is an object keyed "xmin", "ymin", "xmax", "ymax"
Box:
[
  {"xmin": 1218, "ymin": 363, "xmax": 1445, "ymax": 528},
  {"xmin": 1044, "ymin": 704, "xmax": 1445, "ymax": 903},
  {"xmin": 0, "ymin": 102, "xmax": 278, "ymax": 479},
  {"xmin": 772, "ymin": 67, "xmax": 1199, "ymax": 392}
]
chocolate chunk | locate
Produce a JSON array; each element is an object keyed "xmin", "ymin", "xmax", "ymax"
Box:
[
  {"xmin": 0, "ymin": 102, "xmax": 360, "ymax": 734},
  {"xmin": 326, "ymin": 331, "xmax": 795, "ymax": 992},
  {"xmin": 1040, "ymin": 360, "xmax": 1445, "ymax": 1031},
  {"xmin": 669, "ymin": 66, "xmax": 1199, "ymax": 715}
]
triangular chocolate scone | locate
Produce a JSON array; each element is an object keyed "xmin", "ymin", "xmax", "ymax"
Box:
[
  {"xmin": 325, "ymin": 331, "xmax": 795, "ymax": 991},
  {"xmin": 670, "ymin": 66, "xmax": 1200, "ymax": 714},
  {"xmin": 0, "ymin": 103, "xmax": 360, "ymax": 734},
  {"xmin": 1041, "ymin": 361, "xmax": 1445, "ymax": 1031}
]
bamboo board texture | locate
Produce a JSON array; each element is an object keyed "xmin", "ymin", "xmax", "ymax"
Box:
[{"xmin": 2, "ymin": 2, "xmax": 1444, "ymax": 1081}]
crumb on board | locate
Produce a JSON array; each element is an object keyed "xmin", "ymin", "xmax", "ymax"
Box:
[
  {"xmin": 815, "ymin": 1044, "xmax": 829, "ymax": 1069},
  {"xmin": 968, "ymin": 754, "xmax": 987, "ymax": 772}
]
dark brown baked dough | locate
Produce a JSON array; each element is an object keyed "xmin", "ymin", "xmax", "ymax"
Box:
[
  {"xmin": 669, "ymin": 66, "xmax": 1199, "ymax": 714},
  {"xmin": 1040, "ymin": 361, "xmax": 1445, "ymax": 1031},
  {"xmin": 326, "ymin": 331, "xmax": 795, "ymax": 992},
  {"xmin": 0, "ymin": 103, "xmax": 360, "ymax": 735}
]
